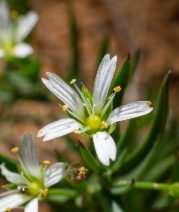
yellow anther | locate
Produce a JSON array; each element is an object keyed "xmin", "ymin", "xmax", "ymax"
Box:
[
  {"xmin": 147, "ymin": 101, "xmax": 152, "ymax": 106},
  {"xmin": 102, "ymin": 121, "xmax": 108, "ymax": 128},
  {"xmin": 38, "ymin": 130, "xmax": 43, "ymax": 134},
  {"xmin": 10, "ymin": 10, "xmax": 18, "ymax": 18},
  {"xmin": 113, "ymin": 86, "xmax": 121, "ymax": 92},
  {"xmin": 6, "ymin": 207, "xmax": 11, "ymax": 212},
  {"xmin": 43, "ymin": 160, "xmax": 51, "ymax": 166},
  {"xmin": 43, "ymin": 188, "xmax": 48, "ymax": 196},
  {"xmin": 11, "ymin": 147, "xmax": 19, "ymax": 153},
  {"xmin": 73, "ymin": 130, "xmax": 81, "ymax": 134},
  {"xmin": 62, "ymin": 105, "xmax": 68, "ymax": 112},
  {"xmin": 70, "ymin": 79, "xmax": 76, "ymax": 84}
]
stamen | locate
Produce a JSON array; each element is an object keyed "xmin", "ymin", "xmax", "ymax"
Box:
[
  {"xmin": 38, "ymin": 130, "xmax": 43, "ymax": 135},
  {"xmin": 10, "ymin": 10, "xmax": 18, "ymax": 18},
  {"xmin": 100, "ymin": 93, "xmax": 116, "ymax": 119},
  {"xmin": 20, "ymin": 172, "xmax": 31, "ymax": 184},
  {"xmin": 73, "ymin": 83, "xmax": 92, "ymax": 116},
  {"xmin": 80, "ymin": 126, "xmax": 90, "ymax": 133},
  {"xmin": 62, "ymin": 105, "xmax": 68, "ymax": 112},
  {"xmin": 102, "ymin": 121, "xmax": 108, "ymax": 128},
  {"xmin": 147, "ymin": 101, "xmax": 152, "ymax": 106},
  {"xmin": 43, "ymin": 160, "xmax": 51, "ymax": 166},
  {"xmin": 73, "ymin": 130, "xmax": 81, "ymax": 134},
  {"xmin": 70, "ymin": 79, "xmax": 76, "ymax": 84},
  {"xmin": 43, "ymin": 188, "xmax": 48, "ymax": 196},
  {"xmin": 113, "ymin": 86, "xmax": 121, "ymax": 92},
  {"xmin": 6, "ymin": 207, "xmax": 11, "ymax": 212},
  {"xmin": 11, "ymin": 147, "xmax": 19, "ymax": 153},
  {"xmin": 87, "ymin": 99, "xmax": 95, "ymax": 116},
  {"xmin": 67, "ymin": 109, "xmax": 85, "ymax": 124}
]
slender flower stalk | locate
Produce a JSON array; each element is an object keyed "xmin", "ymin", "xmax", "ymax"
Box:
[
  {"xmin": 0, "ymin": 133, "xmax": 68, "ymax": 212},
  {"xmin": 0, "ymin": 0, "xmax": 38, "ymax": 58},
  {"xmin": 38, "ymin": 54, "xmax": 153, "ymax": 166}
]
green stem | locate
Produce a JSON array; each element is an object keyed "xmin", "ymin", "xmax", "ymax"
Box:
[
  {"xmin": 134, "ymin": 181, "xmax": 170, "ymax": 191},
  {"xmin": 111, "ymin": 180, "xmax": 170, "ymax": 195}
]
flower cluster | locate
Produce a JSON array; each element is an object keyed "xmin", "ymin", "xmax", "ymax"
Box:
[
  {"xmin": 38, "ymin": 54, "xmax": 153, "ymax": 166},
  {"xmin": 0, "ymin": 53, "xmax": 154, "ymax": 211},
  {"xmin": 0, "ymin": 133, "xmax": 68, "ymax": 211},
  {"xmin": 0, "ymin": 0, "xmax": 38, "ymax": 58}
]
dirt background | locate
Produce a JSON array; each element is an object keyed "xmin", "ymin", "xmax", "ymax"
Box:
[{"xmin": 1, "ymin": 0, "xmax": 179, "ymax": 211}]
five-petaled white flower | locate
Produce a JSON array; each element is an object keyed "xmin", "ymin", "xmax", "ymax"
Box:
[
  {"xmin": 0, "ymin": 0, "xmax": 38, "ymax": 58},
  {"xmin": 0, "ymin": 133, "xmax": 68, "ymax": 212},
  {"xmin": 37, "ymin": 54, "xmax": 153, "ymax": 166}
]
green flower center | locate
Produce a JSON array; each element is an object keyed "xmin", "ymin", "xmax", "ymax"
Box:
[
  {"xmin": 86, "ymin": 115, "xmax": 102, "ymax": 132},
  {"xmin": 28, "ymin": 182, "xmax": 42, "ymax": 197}
]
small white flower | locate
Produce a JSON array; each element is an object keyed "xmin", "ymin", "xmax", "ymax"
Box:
[
  {"xmin": 0, "ymin": 0, "xmax": 38, "ymax": 58},
  {"xmin": 0, "ymin": 133, "xmax": 68, "ymax": 212},
  {"xmin": 38, "ymin": 54, "xmax": 153, "ymax": 166}
]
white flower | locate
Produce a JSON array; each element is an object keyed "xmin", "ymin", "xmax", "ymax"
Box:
[
  {"xmin": 0, "ymin": 0, "xmax": 38, "ymax": 58},
  {"xmin": 0, "ymin": 133, "xmax": 68, "ymax": 212},
  {"xmin": 38, "ymin": 54, "xmax": 153, "ymax": 166}
]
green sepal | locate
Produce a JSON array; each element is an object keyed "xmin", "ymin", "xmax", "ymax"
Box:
[
  {"xmin": 111, "ymin": 179, "xmax": 135, "ymax": 195},
  {"xmin": 66, "ymin": 110, "xmax": 82, "ymax": 125},
  {"xmin": 82, "ymin": 86, "xmax": 93, "ymax": 105},
  {"xmin": 108, "ymin": 123, "xmax": 116, "ymax": 135},
  {"xmin": 110, "ymin": 50, "xmax": 140, "ymax": 108},
  {"xmin": 7, "ymin": 184, "xmax": 17, "ymax": 190},
  {"xmin": 120, "ymin": 71, "xmax": 170, "ymax": 174},
  {"xmin": 78, "ymin": 140, "xmax": 104, "ymax": 173},
  {"xmin": 81, "ymin": 132, "xmax": 92, "ymax": 139},
  {"xmin": 47, "ymin": 188, "xmax": 79, "ymax": 203}
]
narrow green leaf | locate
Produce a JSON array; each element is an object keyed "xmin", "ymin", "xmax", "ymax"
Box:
[
  {"xmin": 96, "ymin": 191, "xmax": 112, "ymax": 212},
  {"xmin": 120, "ymin": 71, "xmax": 170, "ymax": 174},
  {"xmin": 111, "ymin": 179, "xmax": 135, "ymax": 195},
  {"xmin": 110, "ymin": 50, "xmax": 140, "ymax": 108},
  {"xmin": 47, "ymin": 188, "xmax": 78, "ymax": 203},
  {"xmin": 66, "ymin": 0, "xmax": 80, "ymax": 81},
  {"xmin": 78, "ymin": 140, "xmax": 104, "ymax": 173},
  {"xmin": 144, "ymin": 154, "xmax": 175, "ymax": 181},
  {"xmin": 112, "ymin": 201, "xmax": 124, "ymax": 212},
  {"xmin": 0, "ymin": 154, "xmax": 17, "ymax": 174},
  {"xmin": 111, "ymin": 119, "xmax": 136, "ymax": 173}
]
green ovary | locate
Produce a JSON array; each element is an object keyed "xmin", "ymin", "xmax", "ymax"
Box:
[
  {"xmin": 86, "ymin": 115, "xmax": 102, "ymax": 132},
  {"xmin": 28, "ymin": 182, "xmax": 42, "ymax": 197}
]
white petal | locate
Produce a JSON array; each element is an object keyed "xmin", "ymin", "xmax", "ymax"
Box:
[
  {"xmin": 42, "ymin": 72, "xmax": 85, "ymax": 119},
  {"xmin": 93, "ymin": 54, "xmax": 117, "ymax": 115},
  {"xmin": 12, "ymin": 43, "xmax": 33, "ymax": 58},
  {"xmin": 38, "ymin": 118, "xmax": 82, "ymax": 141},
  {"xmin": 0, "ymin": 48, "xmax": 5, "ymax": 58},
  {"xmin": 25, "ymin": 198, "xmax": 38, "ymax": 212},
  {"xmin": 0, "ymin": 163, "xmax": 25, "ymax": 185},
  {"xmin": 16, "ymin": 11, "xmax": 38, "ymax": 41},
  {"xmin": 44, "ymin": 162, "xmax": 68, "ymax": 188},
  {"xmin": 93, "ymin": 132, "xmax": 117, "ymax": 166},
  {"xmin": 107, "ymin": 101, "xmax": 153, "ymax": 124},
  {"xmin": 20, "ymin": 133, "xmax": 41, "ymax": 178},
  {"xmin": 0, "ymin": 193, "xmax": 31, "ymax": 211},
  {"xmin": 0, "ymin": 0, "xmax": 10, "ymax": 31}
]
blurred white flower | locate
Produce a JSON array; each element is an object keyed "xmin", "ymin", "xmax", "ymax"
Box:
[
  {"xmin": 38, "ymin": 54, "xmax": 153, "ymax": 166},
  {"xmin": 0, "ymin": 0, "xmax": 38, "ymax": 58},
  {"xmin": 0, "ymin": 133, "xmax": 68, "ymax": 212}
]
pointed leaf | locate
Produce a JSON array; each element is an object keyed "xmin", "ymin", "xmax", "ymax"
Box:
[
  {"xmin": 47, "ymin": 188, "xmax": 78, "ymax": 203},
  {"xmin": 120, "ymin": 71, "xmax": 170, "ymax": 174}
]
